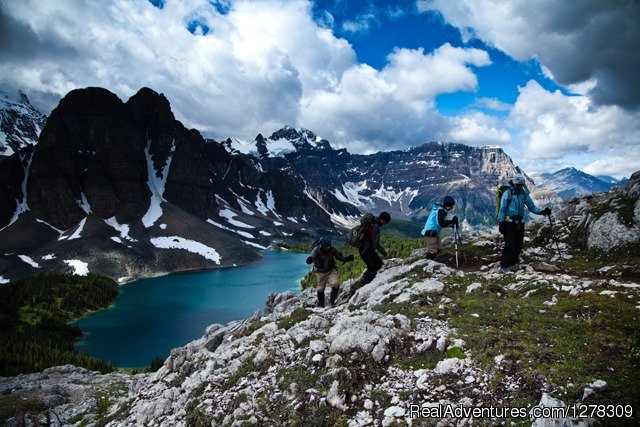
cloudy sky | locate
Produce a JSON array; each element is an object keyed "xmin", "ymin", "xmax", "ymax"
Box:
[{"xmin": 1, "ymin": 0, "xmax": 639, "ymax": 178}]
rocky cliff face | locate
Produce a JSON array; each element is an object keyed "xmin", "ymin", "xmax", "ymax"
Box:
[
  {"xmin": 233, "ymin": 131, "xmax": 539, "ymax": 226},
  {"xmin": 556, "ymin": 170, "xmax": 640, "ymax": 250},
  {"xmin": 0, "ymin": 88, "xmax": 337, "ymax": 282}
]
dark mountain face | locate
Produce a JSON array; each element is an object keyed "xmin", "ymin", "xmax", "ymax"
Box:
[{"xmin": 0, "ymin": 87, "xmax": 335, "ymax": 282}]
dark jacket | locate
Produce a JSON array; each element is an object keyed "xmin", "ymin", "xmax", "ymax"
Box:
[
  {"xmin": 363, "ymin": 221, "xmax": 388, "ymax": 257},
  {"xmin": 308, "ymin": 245, "xmax": 349, "ymax": 273}
]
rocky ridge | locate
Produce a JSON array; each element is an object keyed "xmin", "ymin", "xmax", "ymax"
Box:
[{"xmin": 3, "ymin": 191, "xmax": 639, "ymax": 426}]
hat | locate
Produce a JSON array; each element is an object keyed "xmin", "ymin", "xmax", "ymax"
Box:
[
  {"xmin": 379, "ymin": 211, "xmax": 391, "ymax": 223},
  {"xmin": 442, "ymin": 196, "xmax": 455, "ymax": 207},
  {"xmin": 512, "ymin": 174, "xmax": 525, "ymax": 185},
  {"xmin": 319, "ymin": 237, "xmax": 331, "ymax": 248}
]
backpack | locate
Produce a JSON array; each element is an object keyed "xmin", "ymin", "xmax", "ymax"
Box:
[
  {"xmin": 495, "ymin": 185, "xmax": 513, "ymax": 223},
  {"xmin": 347, "ymin": 213, "xmax": 376, "ymax": 248},
  {"xmin": 312, "ymin": 236, "xmax": 330, "ymax": 249}
]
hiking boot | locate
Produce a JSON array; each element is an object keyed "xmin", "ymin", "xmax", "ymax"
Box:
[
  {"xmin": 329, "ymin": 287, "xmax": 339, "ymax": 307},
  {"xmin": 316, "ymin": 290, "xmax": 325, "ymax": 308}
]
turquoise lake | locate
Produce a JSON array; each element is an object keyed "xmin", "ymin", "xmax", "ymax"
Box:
[{"xmin": 74, "ymin": 251, "xmax": 309, "ymax": 368}]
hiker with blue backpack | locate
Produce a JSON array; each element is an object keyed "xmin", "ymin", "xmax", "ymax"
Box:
[
  {"xmin": 306, "ymin": 237, "xmax": 354, "ymax": 307},
  {"xmin": 421, "ymin": 196, "xmax": 459, "ymax": 260},
  {"xmin": 497, "ymin": 173, "xmax": 551, "ymax": 273}
]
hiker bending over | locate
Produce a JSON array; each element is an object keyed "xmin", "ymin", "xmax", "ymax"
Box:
[
  {"xmin": 350, "ymin": 211, "xmax": 391, "ymax": 296},
  {"xmin": 306, "ymin": 237, "xmax": 354, "ymax": 307},
  {"xmin": 497, "ymin": 174, "xmax": 551, "ymax": 273},
  {"xmin": 421, "ymin": 196, "xmax": 458, "ymax": 260}
]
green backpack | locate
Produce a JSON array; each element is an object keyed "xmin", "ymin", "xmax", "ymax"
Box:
[
  {"xmin": 347, "ymin": 213, "xmax": 376, "ymax": 248},
  {"xmin": 495, "ymin": 185, "xmax": 513, "ymax": 223}
]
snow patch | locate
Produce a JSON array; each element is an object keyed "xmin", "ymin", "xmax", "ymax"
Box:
[
  {"xmin": 159, "ymin": 223, "xmax": 167, "ymax": 230},
  {"xmin": 104, "ymin": 217, "xmax": 137, "ymax": 242},
  {"xmin": 66, "ymin": 217, "xmax": 87, "ymax": 240},
  {"xmin": 77, "ymin": 192, "xmax": 92, "ymax": 214},
  {"xmin": 41, "ymin": 253, "xmax": 56, "ymax": 260},
  {"xmin": 36, "ymin": 219, "xmax": 64, "ymax": 234},
  {"xmin": 64, "ymin": 259, "xmax": 89, "ymax": 276},
  {"xmin": 2, "ymin": 152, "xmax": 33, "ymax": 230},
  {"xmin": 219, "ymin": 209, "xmax": 255, "ymax": 229},
  {"xmin": 150, "ymin": 236, "xmax": 221, "ymax": 264},
  {"xmin": 0, "ymin": 275, "xmax": 9, "ymax": 284},
  {"xmin": 259, "ymin": 231, "xmax": 272, "ymax": 236},
  {"xmin": 207, "ymin": 219, "xmax": 255, "ymax": 239},
  {"xmin": 333, "ymin": 181, "xmax": 372, "ymax": 207},
  {"xmin": 142, "ymin": 141, "xmax": 175, "ymax": 228},
  {"xmin": 18, "ymin": 255, "xmax": 40, "ymax": 268},
  {"xmin": 287, "ymin": 217, "xmax": 299, "ymax": 223},
  {"xmin": 243, "ymin": 240, "xmax": 268, "ymax": 250}
]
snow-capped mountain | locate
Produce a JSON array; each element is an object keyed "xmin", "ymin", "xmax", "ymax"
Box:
[
  {"xmin": 225, "ymin": 128, "xmax": 538, "ymax": 226},
  {"xmin": 222, "ymin": 126, "xmax": 333, "ymax": 158},
  {"xmin": 531, "ymin": 167, "xmax": 623, "ymax": 199},
  {"xmin": 0, "ymin": 86, "xmax": 47, "ymax": 156}
]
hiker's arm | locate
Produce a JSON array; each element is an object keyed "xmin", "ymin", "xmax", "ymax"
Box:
[
  {"xmin": 524, "ymin": 193, "xmax": 542, "ymax": 215},
  {"xmin": 438, "ymin": 209, "xmax": 453, "ymax": 227},
  {"xmin": 335, "ymin": 249, "xmax": 354, "ymax": 262},
  {"xmin": 306, "ymin": 247, "xmax": 318, "ymax": 264},
  {"xmin": 498, "ymin": 191, "xmax": 509, "ymax": 223},
  {"xmin": 375, "ymin": 241, "xmax": 388, "ymax": 257}
]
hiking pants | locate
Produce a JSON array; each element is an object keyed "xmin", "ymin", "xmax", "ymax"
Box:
[
  {"xmin": 315, "ymin": 269, "xmax": 339, "ymax": 291},
  {"xmin": 359, "ymin": 247, "xmax": 383, "ymax": 285},
  {"xmin": 501, "ymin": 222, "xmax": 525, "ymax": 268},
  {"xmin": 424, "ymin": 235, "xmax": 442, "ymax": 259}
]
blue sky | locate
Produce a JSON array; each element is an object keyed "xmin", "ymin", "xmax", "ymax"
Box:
[{"xmin": 0, "ymin": 0, "xmax": 638, "ymax": 177}]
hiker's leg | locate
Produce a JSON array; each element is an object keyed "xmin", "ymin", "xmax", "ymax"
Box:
[
  {"xmin": 316, "ymin": 272, "xmax": 327, "ymax": 307},
  {"xmin": 425, "ymin": 236, "xmax": 438, "ymax": 259},
  {"xmin": 327, "ymin": 268, "xmax": 339, "ymax": 306},
  {"xmin": 437, "ymin": 235, "xmax": 443, "ymax": 256},
  {"xmin": 501, "ymin": 223, "xmax": 517, "ymax": 268},
  {"xmin": 360, "ymin": 248, "xmax": 382, "ymax": 285}
]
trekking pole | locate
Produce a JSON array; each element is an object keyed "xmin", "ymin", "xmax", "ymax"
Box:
[
  {"xmin": 455, "ymin": 224, "xmax": 467, "ymax": 263},
  {"xmin": 546, "ymin": 214, "xmax": 562, "ymax": 256},
  {"xmin": 454, "ymin": 224, "xmax": 459, "ymax": 268}
]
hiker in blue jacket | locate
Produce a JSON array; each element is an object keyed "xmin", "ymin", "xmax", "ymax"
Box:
[
  {"xmin": 498, "ymin": 174, "xmax": 551, "ymax": 273},
  {"xmin": 421, "ymin": 196, "xmax": 458, "ymax": 260}
]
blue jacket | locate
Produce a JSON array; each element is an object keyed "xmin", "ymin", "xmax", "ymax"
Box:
[
  {"xmin": 421, "ymin": 204, "xmax": 448, "ymax": 235},
  {"xmin": 498, "ymin": 184, "xmax": 542, "ymax": 223}
]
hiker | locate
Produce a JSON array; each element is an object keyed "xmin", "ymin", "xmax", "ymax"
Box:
[
  {"xmin": 420, "ymin": 196, "xmax": 459, "ymax": 260},
  {"xmin": 497, "ymin": 173, "xmax": 551, "ymax": 273},
  {"xmin": 306, "ymin": 237, "xmax": 354, "ymax": 307},
  {"xmin": 349, "ymin": 211, "xmax": 391, "ymax": 296}
]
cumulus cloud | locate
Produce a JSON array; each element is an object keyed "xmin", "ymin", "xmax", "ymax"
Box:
[
  {"xmin": 0, "ymin": 0, "xmax": 494, "ymax": 151},
  {"xmin": 418, "ymin": 0, "xmax": 640, "ymax": 110},
  {"xmin": 0, "ymin": 0, "xmax": 355, "ymax": 141},
  {"xmin": 509, "ymin": 80, "xmax": 640, "ymax": 163},
  {"xmin": 448, "ymin": 112, "xmax": 511, "ymax": 146},
  {"xmin": 475, "ymin": 97, "xmax": 511, "ymax": 112},
  {"xmin": 584, "ymin": 155, "xmax": 640, "ymax": 179},
  {"xmin": 302, "ymin": 43, "xmax": 491, "ymax": 151}
]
